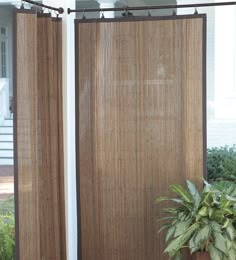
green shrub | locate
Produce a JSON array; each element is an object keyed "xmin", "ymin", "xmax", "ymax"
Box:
[
  {"xmin": 0, "ymin": 215, "xmax": 15, "ymax": 260},
  {"xmin": 207, "ymin": 145, "xmax": 236, "ymax": 182},
  {"xmin": 0, "ymin": 197, "xmax": 14, "ymax": 216},
  {"xmin": 0, "ymin": 196, "xmax": 15, "ymax": 260}
]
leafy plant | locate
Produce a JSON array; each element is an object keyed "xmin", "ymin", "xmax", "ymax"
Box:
[
  {"xmin": 0, "ymin": 196, "xmax": 15, "ymax": 260},
  {"xmin": 155, "ymin": 180, "xmax": 236, "ymax": 260},
  {"xmin": 0, "ymin": 215, "xmax": 15, "ymax": 260},
  {"xmin": 211, "ymin": 181, "xmax": 236, "ymax": 196},
  {"xmin": 207, "ymin": 145, "xmax": 236, "ymax": 182},
  {"xmin": 0, "ymin": 196, "xmax": 15, "ymax": 216}
]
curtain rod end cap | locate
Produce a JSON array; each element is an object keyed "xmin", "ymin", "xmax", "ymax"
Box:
[{"xmin": 59, "ymin": 7, "xmax": 64, "ymax": 14}]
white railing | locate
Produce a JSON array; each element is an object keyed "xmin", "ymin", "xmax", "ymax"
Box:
[{"xmin": 0, "ymin": 78, "xmax": 10, "ymax": 125}]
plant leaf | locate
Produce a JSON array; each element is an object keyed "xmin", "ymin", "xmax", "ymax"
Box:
[
  {"xmin": 163, "ymin": 208, "xmax": 177, "ymax": 214},
  {"xmin": 189, "ymin": 234, "xmax": 199, "ymax": 254},
  {"xmin": 159, "ymin": 224, "xmax": 171, "ymax": 233},
  {"xmin": 194, "ymin": 225, "xmax": 211, "ymax": 248},
  {"xmin": 186, "ymin": 180, "xmax": 201, "ymax": 209},
  {"xmin": 208, "ymin": 207, "xmax": 214, "ymax": 218},
  {"xmin": 198, "ymin": 206, "xmax": 208, "ymax": 217},
  {"xmin": 156, "ymin": 216, "xmax": 175, "ymax": 222},
  {"xmin": 208, "ymin": 244, "xmax": 223, "ymax": 260},
  {"xmin": 166, "ymin": 226, "xmax": 176, "ymax": 242},
  {"xmin": 155, "ymin": 197, "xmax": 169, "ymax": 204},
  {"xmin": 170, "ymin": 184, "xmax": 192, "ymax": 203},
  {"xmin": 222, "ymin": 218, "xmax": 230, "ymax": 229},
  {"xmin": 174, "ymin": 219, "xmax": 192, "ymax": 237},
  {"xmin": 173, "ymin": 252, "xmax": 183, "ymax": 260},
  {"xmin": 214, "ymin": 232, "xmax": 227, "ymax": 253},
  {"xmin": 210, "ymin": 221, "xmax": 221, "ymax": 232},
  {"xmin": 164, "ymin": 223, "xmax": 200, "ymax": 256},
  {"xmin": 226, "ymin": 224, "xmax": 235, "ymax": 241}
]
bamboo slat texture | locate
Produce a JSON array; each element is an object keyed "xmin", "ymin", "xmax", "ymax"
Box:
[
  {"xmin": 76, "ymin": 16, "xmax": 205, "ymax": 260},
  {"xmin": 14, "ymin": 12, "xmax": 66, "ymax": 260}
]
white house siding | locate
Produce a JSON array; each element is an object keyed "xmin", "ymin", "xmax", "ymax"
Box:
[
  {"xmin": 207, "ymin": 120, "xmax": 236, "ymax": 148},
  {"xmin": 0, "ymin": 6, "xmax": 13, "ymax": 98}
]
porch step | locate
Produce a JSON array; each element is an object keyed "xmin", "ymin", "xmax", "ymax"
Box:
[
  {"xmin": 0, "ymin": 117, "xmax": 14, "ymax": 165},
  {"xmin": 0, "ymin": 158, "xmax": 14, "ymax": 165},
  {"xmin": 0, "ymin": 142, "xmax": 13, "ymax": 149},
  {"xmin": 3, "ymin": 118, "xmax": 13, "ymax": 127},
  {"xmin": 0, "ymin": 142, "xmax": 14, "ymax": 165},
  {"xmin": 0, "ymin": 149, "xmax": 13, "ymax": 157},
  {"xmin": 0, "ymin": 126, "xmax": 13, "ymax": 134},
  {"xmin": 0, "ymin": 133, "xmax": 13, "ymax": 142}
]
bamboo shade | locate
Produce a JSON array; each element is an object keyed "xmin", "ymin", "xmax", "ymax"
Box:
[
  {"xmin": 76, "ymin": 15, "xmax": 206, "ymax": 260},
  {"xmin": 14, "ymin": 11, "xmax": 66, "ymax": 260}
]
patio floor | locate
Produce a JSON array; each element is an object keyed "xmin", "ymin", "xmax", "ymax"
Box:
[{"xmin": 0, "ymin": 166, "xmax": 14, "ymax": 201}]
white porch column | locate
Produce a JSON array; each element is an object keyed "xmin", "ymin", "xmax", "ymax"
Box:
[
  {"xmin": 43, "ymin": 1, "xmax": 77, "ymax": 260},
  {"xmin": 97, "ymin": 0, "xmax": 117, "ymax": 18},
  {"xmin": 214, "ymin": 3, "xmax": 236, "ymax": 119}
]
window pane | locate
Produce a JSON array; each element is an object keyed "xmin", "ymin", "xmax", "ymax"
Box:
[
  {"xmin": 1, "ymin": 41, "xmax": 6, "ymax": 77},
  {"xmin": 0, "ymin": 27, "xmax": 6, "ymax": 36}
]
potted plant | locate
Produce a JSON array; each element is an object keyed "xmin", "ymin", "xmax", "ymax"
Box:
[{"xmin": 155, "ymin": 180, "xmax": 236, "ymax": 260}]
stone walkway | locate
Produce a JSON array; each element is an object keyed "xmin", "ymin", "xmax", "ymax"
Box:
[{"xmin": 0, "ymin": 166, "xmax": 14, "ymax": 201}]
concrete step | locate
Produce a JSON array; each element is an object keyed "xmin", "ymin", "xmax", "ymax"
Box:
[
  {"xmin": 0, "ymin": 142, "xmax": 13, "ymax": 149},
  {"xmin": 3, "ymin": 119, "xmax": 13, "ymax": 127},
  {"xmin": 0, "ymin": 134, "xmax": 13, "ymax": 142},
  {"xmin": 0, "ymin": 157, "xmax": 14, "ymax": 165},
  {"xmin": 0, "ymin": 126, "xmax": 13, "ymax": 134},
  {"xmin": 0, "ymin": 149, "xmax": 13, "ymax": 157}
]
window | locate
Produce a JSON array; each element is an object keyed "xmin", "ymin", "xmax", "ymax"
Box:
[
  {"xmin": 1, "ymin": 27, "xmax": 6, "ymax": 36},
  {"xmin": 0, "ymin": 25, "xmax": 8, "ymax": 78}
]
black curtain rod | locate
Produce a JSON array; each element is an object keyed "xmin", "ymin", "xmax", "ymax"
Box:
[
  {"xmin": 68, "ymin": 1, "xmax": 236, "ymax": 14},
  {"xmin": 23, "ymin": 0, "xmax": 64, "ymax": 14}
]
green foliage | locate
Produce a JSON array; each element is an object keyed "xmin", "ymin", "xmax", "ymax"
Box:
[
  {"xmin": 155, "ymin": 180, "xmax": 236, "ymax": 260},
  {"xmin": 0, "ymin": 197, "xmax": 15, "ymax": 216},
  {"xmin": 211, "ymin": 181, "xmax": 236, "ymax": 196},
  {"xmin": 0, "ymin": 215, "xmax": 15, "ymax": 260},
  {"xmin": 207, "ymin": 145, "xmax": 236, "ymax": 182},
  {"xmin": 0, "ymin": 196, "xmax": 15, "ymax": 260}
]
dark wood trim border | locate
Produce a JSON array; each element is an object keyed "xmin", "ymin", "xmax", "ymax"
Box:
[
  {"xmin": 203, "ymin": 16, "xmax": 207, "ymax": 180},
  {"xmin": 75, "ymin": 13, "xmax": 206, "ymax": 24},
  {"xmin": 75, "ymin": 20, "xmax": 83, "ymax": 260},
  {"xmin": 75, "ymin": 14, "xmax": 207, "ymax": 260},
  {"xmin": 13, "ymin": 8, "xmax": 20, "ymax": 260}
]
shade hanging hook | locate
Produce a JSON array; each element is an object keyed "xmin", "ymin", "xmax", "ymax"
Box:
[
  {"xmin": 101, "ymin": 9, "xmax": 105, "ymax": 19},
  {"xmin": 124, "ymin": 7, "xmax": 128, "ymax": 16},
  {"xmin": 53, "ymin": 10, "xmax": 58, "ymax": 17},
  {"xmin": 82, "ymin": 9, "xmax": 86, "ymax": 19},
  {"xmin": 47, "ymin": 7, "xmax": 52, "ymax": 15},
  {"xmin": 122, "ymin": 6, "xmax": 133, "ymax": 17},
  {"xmin": 21, "ymin": 0, "xmax": 24, "ymax": 9},
  {"xmin": 194, "ymin": 8, "xmax": 199, "ymax": 14},
  {"xmin": 148, "ymin": 9, "xmax": 151, "ymax": 16}
]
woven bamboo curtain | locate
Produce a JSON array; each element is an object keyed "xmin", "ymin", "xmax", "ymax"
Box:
[
  {"xmin": 76, "ymin": 16, "xmax": 206, "ymax": 260},
  {"xmin": 14, "ymin": 11, "xmax": 66, "ymax": 260}
]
